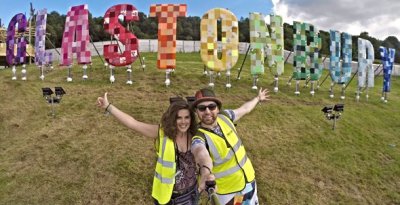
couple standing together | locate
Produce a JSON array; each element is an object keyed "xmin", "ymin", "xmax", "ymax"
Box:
[{"xmin": 97, "ymin": 87, "xmax": 269, "ymax": 205}]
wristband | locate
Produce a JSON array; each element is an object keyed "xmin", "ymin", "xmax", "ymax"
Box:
[
  {"xmin": 200, "ymin": 165, "xmax": 212, "ymax": 175},
  {"xmin": 105, "ymin": 103, "xmax": 112, "ymax": 114}
]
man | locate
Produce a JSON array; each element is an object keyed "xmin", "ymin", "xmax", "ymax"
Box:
[{"xmin": 191, "ymin": 87, "xmax": 269, "ymax": 205}]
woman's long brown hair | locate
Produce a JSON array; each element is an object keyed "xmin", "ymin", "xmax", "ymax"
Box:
[{"xmin": 160, "ymin": 98, "xmax": 197, "ymax": 141}]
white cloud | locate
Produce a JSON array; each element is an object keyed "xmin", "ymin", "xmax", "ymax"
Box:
[{"xmin": 272, "ymin": 0, "xmax": 400, "ymax": 40}]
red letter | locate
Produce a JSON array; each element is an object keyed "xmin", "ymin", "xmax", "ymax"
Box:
[{"xmin": 103, "ymin": 4, "xmax": 139, "ymax": 66}]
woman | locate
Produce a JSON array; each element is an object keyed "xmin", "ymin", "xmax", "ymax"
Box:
[{"xmin": 97, "ymin": 92, "xmax": 199, "ymax": 205}]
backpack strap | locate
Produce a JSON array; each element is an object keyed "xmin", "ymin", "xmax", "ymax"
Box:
[{"xmin": 194, "ymin": 129, "xmax": 209, "ymax": 151}]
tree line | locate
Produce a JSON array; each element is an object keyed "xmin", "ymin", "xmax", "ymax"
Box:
[{"xmin": 44, "ymin": 11, "xmax": 400, "ymax": 63}]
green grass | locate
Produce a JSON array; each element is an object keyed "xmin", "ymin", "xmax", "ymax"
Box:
[{"xmin": 0, "ymin": 52, "xmax": 399, "ymax": 204}]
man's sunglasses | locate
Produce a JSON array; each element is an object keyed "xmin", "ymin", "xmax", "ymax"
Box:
[{"xmin": 197, "ymin": 103, "xmax": 218, "ymax": 112}]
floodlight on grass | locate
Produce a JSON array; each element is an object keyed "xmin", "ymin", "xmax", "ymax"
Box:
[
  {"xmin": 42, "ymin": 87, "xmax": 54, "ymax": 103},
  {"xmin": 333, "ymin": 104, "xmax": 344, "ymax": 112},
  {"xmin": 322, "ymin": 104, "xmax": 344, "ymax": 130},
  {"xmin": 42, "ymin": 87, "xmax": 66, "ymax": 116},
  {"xmin": 55, "ymin": 87, "xmax": 66, "ymax": 96}
]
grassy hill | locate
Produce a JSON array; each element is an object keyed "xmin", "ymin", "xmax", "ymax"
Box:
[{"xmin": 0, "ymin": 53, "xmax": 399, "ymax": 204}]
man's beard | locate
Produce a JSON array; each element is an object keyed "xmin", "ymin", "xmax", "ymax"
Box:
[{"xmin": 201, "ymin": 115, "xmax": 217, "ymax": 126}]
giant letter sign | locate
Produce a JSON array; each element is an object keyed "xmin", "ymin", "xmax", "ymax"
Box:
[
  {"xmin": 249, "ymin": 13, "xmax": 283, "ymax": 91},
  {"xmin": 149, "ymin": 4, "xmax": 187, "ymax": 86},
  {"xmin": 249, "ymin": 12, "xmax": 267, "ymax": 90},
  {"xmin": 292, "ymin": 21, "xmax": 322, "ymax": 95},
  {"xmin": 104, "ymin": 4, "xmax": 138, "ymax": 67},
  {"xmin": 104, "ymin": 4, "xmax": 139, "ymax": 84},
  {"xmin": 61, "ymin": 4, "xmax": 91, "ymax": 81},
  {"xmin": 35, "ymin": 9, "xmax": 53, "ymax": 80},
  {"xmin": 329, "ymin": 30, "xmax": 352, "ymax": 99},
  {"xmin": 200, "ymin": 8, "xmax": 238, "ymax": 88},
  {"xmin": 379, "ymin": 46, "xmax": 395, "ymax": 102},
  {"xmin": 268, "ymin": 14, "xmax": 284, "ymax": 77},
  {"xmin": 357, "ymin": 38, "xmax": 375, "ymax": 101},
  {"xmin": 6, "ymin": 13, "xmax": 27, "ymax": 80},
  {"xmin": 149, "ymin": 4, "xmax": 186, "ymax": 69}
]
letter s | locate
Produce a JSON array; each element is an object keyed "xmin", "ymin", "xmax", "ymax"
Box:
[{"xmin": 103, "ymin": 4, "xmax": 139, "ymax": 66}]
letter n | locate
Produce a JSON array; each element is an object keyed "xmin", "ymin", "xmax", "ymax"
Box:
[{"xmin": 249, "ymin": 13, "xmax": 284, "ymax": 76}]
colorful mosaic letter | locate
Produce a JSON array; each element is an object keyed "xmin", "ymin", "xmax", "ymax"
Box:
[
  {"xmin": 35, "ymin": 9, "xmax": 52, "ymax": 67},
  {"xmin": 6, "ymin": 13, "xmax": 27, "ymax": 66},
  {"xmin": 292, "ymin": 21, "xmax": 322, "ymax": 95},
  {"xmin": 267, "ymin": 14, "xmax": 284, "ymax": 76},
  {"xmin": 357, "ymin": 38, "xmax": 375, "ymax": 88},
  {"xmin": 104, "ymin": 4, "xmax": 139, "ymax": 67},
  {"xmin": 249, "ymin": 13, "xmax": 284, "ymax": 90},
  {"xmin": 357, "ymin": 38, "xmax": 375, "ymax": 101},
  {"xmin": 149, "ymin": 4, "xmax": 187, "ymax": 69},
  {"xmin": 329, "ymin": 30, "xmax": 352, "ymax": 84},
  {"xmin": 200, "ymin": 8, "xmax": 239, "ymax": 72},
  {"xmin": 379, "ymin": 46, "xmax": 395, "ymax": 102},
  {"xmin": 292, "ymin": 21, "xmax": 322, "ymax": 81},
  {"xmin": 60, "ymin": 4, "xmax": 91, "ymax": 66},
  {"xmin": 6, "ymin": 13, "xmax": 27, "ymax": 80},
  {"xmin": 249, "ymin": 12, "xmax": 267, "ymax": 76}
]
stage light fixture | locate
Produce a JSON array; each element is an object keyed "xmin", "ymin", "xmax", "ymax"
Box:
[
  {"xmin": 333, "ymin": 103, "xmax": 344, "ymax": 112},
  {"xmin": 42, "ymin": 87, "xmax": 54, "ymax": 103},
  {"xmin": 42, "ymin": 87, "xmax": 66, "ymax": 116},
  {"xmin": 55, "ymin": 87, "xmax": 66, "ymax": 97},
  {"xmin": 321, "ymin": 104, "xmax": 344, "ymax": 130}
]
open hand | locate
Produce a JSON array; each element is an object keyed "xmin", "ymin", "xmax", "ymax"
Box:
[{"xmin": 258, "ymin": 88, "xmax": 270, "ymax": 102}]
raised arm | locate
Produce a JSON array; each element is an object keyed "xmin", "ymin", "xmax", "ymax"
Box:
[
  {"xmin": 231, "ymin": 88, "xmax": 270, "ymax": 122},
  {"xmin": 191, "ymin": 143, "xmax": 215, "ymax": 192},
  {"xmin": 97, "ymin": 92, "xmax": 159, "ymax": 138}
]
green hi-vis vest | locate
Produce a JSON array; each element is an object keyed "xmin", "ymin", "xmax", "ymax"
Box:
[
  {"xmin": 152, "ymin": 129, "xmax": 176, "ymax": 204},
  {"xmin": 195, "ymin": 114, "xmax": 255, "ymax": 194}
]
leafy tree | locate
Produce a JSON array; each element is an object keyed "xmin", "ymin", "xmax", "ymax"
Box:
[
  {"xmin": 89, "ymin": 15, "xmax": 109, "ymax": 42},
  {"xmin": 319, "ymin": 30, "xmax": 330, "ymax": 56},
  {"xmin": 238, "ymin": 17, "xmax": 249, "ymax": 42},
  {"xmin": 382, "ymin": 36, "xmax": 400, "ymax": 63},
  {"xmin": 46, "ymin": 11, "xmax": 66, "ymax": 48},
  {"xmin": 283, "ymin": 23, "xmax": 293, "ymax": 51}
]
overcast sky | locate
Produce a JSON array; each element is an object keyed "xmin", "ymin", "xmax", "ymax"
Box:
[
  {"xmin": 272, "ymin": 0, "xmax": 400, "ymax": 41},
  {"xmin": 0, "ymin": 0, "xmax": 398, "ymax": 41}
]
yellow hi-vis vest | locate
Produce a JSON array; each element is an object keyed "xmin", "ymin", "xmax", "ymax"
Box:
[
  {"xmin": 195, "ymin": 114, "xmax": 255, "ymax": 194},
  {"xmin": 152, "ymin": 129, "xmax": 176, "ymax": 204}
]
